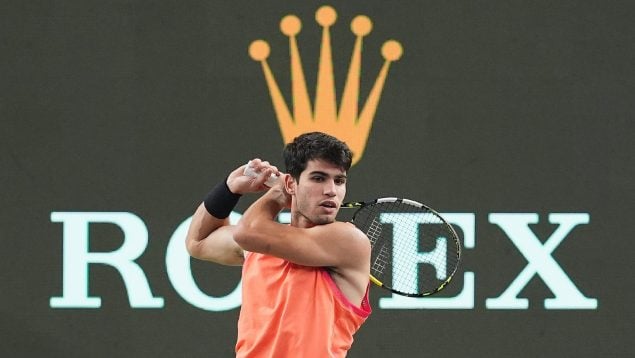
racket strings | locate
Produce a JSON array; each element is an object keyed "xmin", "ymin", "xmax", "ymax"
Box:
[
  {"xmin": 371, "ymin": 243, "xmax": 389, "ymax": 274},
  {"xmin": 354, "ymin": 200, "xmax": 460, "ymax": 296},
  {"xmin": 367, "ymin": 217, "xmax": 383, "ymax": 246}
]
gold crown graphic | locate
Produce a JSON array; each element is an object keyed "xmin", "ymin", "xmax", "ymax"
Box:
[{"xmin": 249, "ymin": 5, "xmax": 402, "ymax": 166}]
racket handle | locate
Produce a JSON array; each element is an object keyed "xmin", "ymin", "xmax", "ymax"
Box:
[{"xmin": 243, "ymin": 160, "xmax": 280, "ymax": 187}]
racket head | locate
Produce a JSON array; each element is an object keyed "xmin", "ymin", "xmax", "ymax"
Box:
[{"xmin": 345, "ymin": 197, "xmax": 462, "ymax": 297}]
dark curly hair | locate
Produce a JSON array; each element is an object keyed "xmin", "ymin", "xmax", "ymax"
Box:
[{"xmin": 283, "ymin": 132, "xmax": 353, "ymax": 180}]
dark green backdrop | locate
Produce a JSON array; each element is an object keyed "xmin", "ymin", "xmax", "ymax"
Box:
[{"xmin": 2, "ymin": 0, "xmax": 633, "ymax": 357}]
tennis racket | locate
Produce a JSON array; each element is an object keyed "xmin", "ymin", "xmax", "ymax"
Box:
[
  {"xmin": 242, "ymin": 162, "xmax": 461, "ymax": 297},
  {"xmin": 342, "ymin": 198, "xmax": 461, "ymax": 297}
]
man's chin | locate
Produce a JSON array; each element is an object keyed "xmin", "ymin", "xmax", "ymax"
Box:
[{"xmin": 313, "ymin": 216, "xmax": 336, "ymax": 225}]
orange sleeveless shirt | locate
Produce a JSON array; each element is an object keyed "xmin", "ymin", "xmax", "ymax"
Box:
[{"xmin": 235, "ymin": 251, "xmax": 372, "ymax": 357}]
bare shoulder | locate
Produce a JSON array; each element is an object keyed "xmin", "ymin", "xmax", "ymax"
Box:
[
  {"xmin": 343, "ymin": 222, "xmax": 371, "ymax": 246},
  {"xmin": 324, "ymin": 222, "xmax": 371, "ymax": 302},
  {"xmin": 311, "ymin": 221, "xmax": 370, "ymax": 264},
  {"xmin": 313, "ymin": 221, "xmax": 368, "ymax": 244}
]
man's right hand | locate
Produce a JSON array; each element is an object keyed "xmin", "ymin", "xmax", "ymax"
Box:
[{"xmin": 227, "ymin": 158, "xmax": 282, "ymax": 195}]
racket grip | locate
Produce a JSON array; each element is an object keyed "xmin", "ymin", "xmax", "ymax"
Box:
[{"xmin": 243, "ymin": 161, "xmax": 280, "ymax": 187}]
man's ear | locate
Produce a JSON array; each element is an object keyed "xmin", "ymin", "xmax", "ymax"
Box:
[{"xmin": 284, "ymin": 174, "xmax": 296, "ymax": 195}]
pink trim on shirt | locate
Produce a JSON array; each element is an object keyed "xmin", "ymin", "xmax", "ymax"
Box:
[{"xmin": 321, "ymin": 270, "xmax": 372, "ymax": 318}]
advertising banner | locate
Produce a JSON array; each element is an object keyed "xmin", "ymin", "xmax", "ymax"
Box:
[{"xmin": 3, "ymin": 1, "xmax": 632, "ymax": 357}]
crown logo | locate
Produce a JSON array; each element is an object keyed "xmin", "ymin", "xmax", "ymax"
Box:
[{"xmin": 249, "ymin": 5, "xmax": 402, "ymax": 166}]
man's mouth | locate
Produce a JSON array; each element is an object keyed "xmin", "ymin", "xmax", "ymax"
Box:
[{"xmin": 319, "ymin": 201, "xmax": 338, "ymax": 209}]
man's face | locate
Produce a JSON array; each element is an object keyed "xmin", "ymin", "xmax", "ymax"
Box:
[{"xmin": 290, "ymin": 159, "xmax": 347, "ymax": 227}]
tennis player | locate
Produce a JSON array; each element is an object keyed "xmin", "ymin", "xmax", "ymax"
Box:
[{"xmin": 185, "ymin": 132, "xmax": 372, "ymax": 357}]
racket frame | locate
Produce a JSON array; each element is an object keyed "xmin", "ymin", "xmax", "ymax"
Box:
[{"xmin": 342, "ymin": 197, "xmax": 462, "ymax": 297}]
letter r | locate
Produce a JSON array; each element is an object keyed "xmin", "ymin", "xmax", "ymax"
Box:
[{"xmin": 50, "ymin": 212, "xmax": 164, "ymax": 308}]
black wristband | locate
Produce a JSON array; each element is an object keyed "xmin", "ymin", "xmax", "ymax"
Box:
[{"xmin": 203, "ymin": 179, "xmax": 241, "ymax": 219}]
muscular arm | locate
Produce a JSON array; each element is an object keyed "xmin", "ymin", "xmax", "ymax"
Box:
[
  {"xmin": 185, "ymin": 202, "xmax": 244, "ymax": 265},
  {"xmin": 234, "ymin": 185, "xmax": 371, "ymax": 303},
  {"xmin": 185, "ymin": 159, "xmax": 280, "ymax": 266},
  {"xmin": 234, "ymin": 186, "xmax": 370, "ymax": 270}
]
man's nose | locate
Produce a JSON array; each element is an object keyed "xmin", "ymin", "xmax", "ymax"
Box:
[{"xmin": 323, "ymin": 180, "xmax": 337, "ymax": 196}]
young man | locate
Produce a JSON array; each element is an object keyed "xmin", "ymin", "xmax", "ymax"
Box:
[{"xmin": 185, "ymin": 132, "xmax": 372, "ymax": 357}]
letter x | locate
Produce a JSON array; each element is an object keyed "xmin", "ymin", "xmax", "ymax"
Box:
[{"xmin": 486, "ymin": 213, "xmax": 597, "ymax": 309}]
